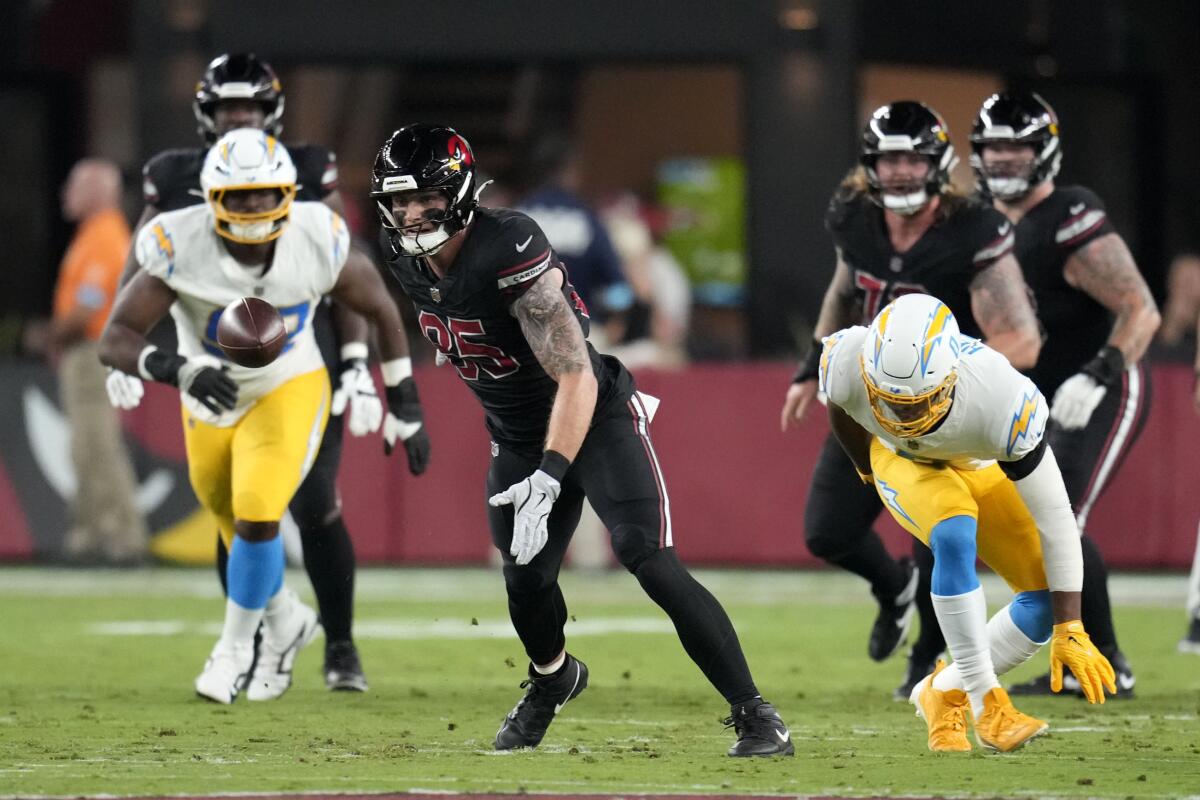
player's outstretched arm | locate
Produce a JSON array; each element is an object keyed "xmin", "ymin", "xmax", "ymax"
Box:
[
  {"xmin": 1001, "ymin": 442, "xmax": 1117, "ymax": 703},
  {"xmin": 1064, "ymin": 233, "xmax": 1161, "ymax": 365},
  {"xmin": 968, "ymin": 253, "xmax": 1041, "ymax": 369},
  {"xmin": 329, "ymin": 250, "xmax": 429, "ymax": 473},
  {"xmin": 513, "ymin": 268, "xmax": 597, "ymax": 462},
  {"xmin": 782, "ymin": 253, "xmax": 858, "ymax": 431}
]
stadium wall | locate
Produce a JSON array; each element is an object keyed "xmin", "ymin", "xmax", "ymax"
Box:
[{"xmin": 0, "ymin": 360, "xmax": 1196, "ymax": 568}]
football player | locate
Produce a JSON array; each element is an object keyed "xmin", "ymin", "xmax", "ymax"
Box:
[
  {"xmin": 779, "ymin": 101, "xmax": 1041, "ymax": 698},
  {"xmin": 98, "ymin": 130, "xmax": 429, "ymax": 704},
  {"xmin": 971, "ymin": 92, "xmax": 1160, "ymax": 696},
  {"xmin": 107, "ymin": 53, "xmax": 380, "ymax": 691},
  {"xmin": 823, "ymin": 293, "xmax": 1115, "ymax": 752},
  {"xmin": 371, "ymin": 124, "xmax": 792, "ymax": 757}
]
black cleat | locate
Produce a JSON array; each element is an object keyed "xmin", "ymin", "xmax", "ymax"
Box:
[
  {"xmin": 494, "ymin": 654, "xmax": 588, "ymax": 750},
  {"xmin": 324, "ymin": 640, "xmax": 369, "ymax": 692},
  {"xmin": 1009, "ymin": 650, "xmax": 1135, "ymax": 699},
  {"xmin": 893, "ymin": 649, "xmax": 942, "ymax": 702},
  {"xmin": 725, "ymin": 700, "xmax": 794, "ymax": 757},
  {"xmin": 1179, "ymin": 617, "xmax": 1200, "ymax": 655},
  {"xmin": 869, "ymin": 557, "xmax": 918, "ymax": 662}
]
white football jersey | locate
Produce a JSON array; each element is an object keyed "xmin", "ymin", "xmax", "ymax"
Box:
[
  {"xmin": 135, "ymin": 201, "xmax": 350, "ymax": 425},
  {"xmin": 819, "ymin": 326, "xmax": 1048, "ymax": 469}
]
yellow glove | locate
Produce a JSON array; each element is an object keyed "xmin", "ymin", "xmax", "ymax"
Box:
[{"xmin": 1050, "ymin": 620, "xmax": 1117, "ymax": 704}]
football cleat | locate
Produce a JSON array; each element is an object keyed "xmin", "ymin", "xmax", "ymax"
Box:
[
  {"xmin": 245, "ymin": 591, "xmax": 320, "ymax": 701},
  {"xmin": 725, "ymin": 700, "xmax": 795, "ymax": 757},
  {"xmin": 494, "ymin": 654, "xmax": 588, "ymax": 750},
  {"xmin": 1009, "ymin": 649, "xmax": 1135, "ymax": 699},
  {"xmin": 894, "ymin": 648, "xmax": 942, "ymax": 701},
  {"xmin": 1179, "ymin": 618, "xmax": 1200, "ymax": 655},
  {"xmin": 324, "ymin": 639, "xmax": 370, "ymax": 692},
  {"xmin": 909, "ymin": 660, "xmax": 971, "ymax": 752},
  {"xmin": 974, "ymin": 687, "xmax": 1048, "ymax": 752},
  {"xmin": 869, "ymin": 557, "xmax": 918, "ymax": 662},
  {"xmin": 194, "ymin": 640, "xmax": 254, "ymax": 704}
]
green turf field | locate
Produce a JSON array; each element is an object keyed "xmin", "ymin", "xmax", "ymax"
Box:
[{"xmin": 1, "ymin": 567, "xmax": 1198, "ymax": 798}]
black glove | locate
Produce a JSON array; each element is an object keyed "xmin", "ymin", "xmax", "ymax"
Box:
[
  {"xmin": 143, "ymin": 349, "xmax": 238, "ymax": 415},
  {"xmin": 384, "ymin": 377, "xmax": 431, "ymax": 475}
]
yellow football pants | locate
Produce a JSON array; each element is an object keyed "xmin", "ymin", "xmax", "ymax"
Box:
[
  {"xmin": 181, "ymin": 368, "xmax": 330, "ymax": 548},
  {"xmin": 870, "ymin": 439, "xmax": 1048, "ymax": 593}
]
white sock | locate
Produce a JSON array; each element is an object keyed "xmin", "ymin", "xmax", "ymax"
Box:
[
  {"xmin": 261, "ymin": 586, "xmax": 293, "ymax": 631},
  {"xmin": 935, "ymin": 601, "xmax": 1044, "ymax": 693},
  {"xmin": 533, "ymin": 651, "xmax": 566, "ymax": 675},
  {"xmin": 219, "ymin": 597, "xmax": 265, "ymax": 650},
  {"xmin": 931, "ymin": 587, "xmax": 999, "ymax": 717}
]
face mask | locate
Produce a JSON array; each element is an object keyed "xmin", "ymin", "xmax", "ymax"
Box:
[
  {"xmin": 397, "ymin": 223, "xmax": 452, "ymax": 256},
  {"xmin": 880, "ymin": 189, "xmax": 929, "ymax": 216},
  {"xmin": 227, "ymin": 220, "xmax": 277, "ymax": 242},
  {"xmin": 986, "ymin": 176, "xmax": 1031, "ymax": 201}
]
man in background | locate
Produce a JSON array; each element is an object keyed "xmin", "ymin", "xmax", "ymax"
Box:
[{"xmin": 51, "ymin": 158, "xmax": 147, "ymax": 564}]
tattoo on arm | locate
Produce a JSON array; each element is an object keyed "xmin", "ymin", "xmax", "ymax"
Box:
[
  {"xmin": 1065, "ymin": 233, "xmax": 1160, "ymax": 361},
  {"xmin": 814, "ymin": 254, "xmax": 861, "ymax": 337},
  {"xmin": 969, "ymin": 254, "xmax": 1039, "ymax": 338},
  {"xmin": 512, "ymin": 273, "xmax": 590, "ymax": 379}
]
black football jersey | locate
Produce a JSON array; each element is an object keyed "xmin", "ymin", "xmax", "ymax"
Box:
[
  {"xmin": 141, "ymin": 143, "xmax": 338, "ymax": 211},
  {"xmin": 1010, "ymin": 185, "xmax": 1116, "ymax": 398},
  {"xmin": 384, "ymin": 207, "xmax": 635, "ymax": 457},
  {"xmin": 826, "ymin": 193, "xmax": 1015, "ymax": 337}
]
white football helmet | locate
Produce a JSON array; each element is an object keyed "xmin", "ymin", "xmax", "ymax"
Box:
[
  {"xmin": 859, "ymin": 293, "xmax": 961, "ymax": 438},
  {"xmin": 200, "ymin": 129, "xmax": 297, "ymax": 244}
]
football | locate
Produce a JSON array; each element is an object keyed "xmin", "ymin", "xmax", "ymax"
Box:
[{"xmin": 216, "ymin": 297, "xmax": 287, "ymax": 368}]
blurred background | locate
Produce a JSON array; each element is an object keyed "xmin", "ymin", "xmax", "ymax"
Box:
[{"xmin": 1, "ymin": 0, "xmax": 1198, "ymax": 568}]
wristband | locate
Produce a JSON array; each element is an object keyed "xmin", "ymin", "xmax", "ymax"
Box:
[
  {"xmin": 136, "ymin": 345, "xmax": 159, "ymax": 381},
  {"xmin": 539, "ymin": 449, "xmax": 571, "ymax": 482},
  {"xmin": 1079, "ymin": 345, "xmax": 1125, "ymax": 388},
  {"xmin": 340, "ymin": 342, "xmax": 369, "ymax": 362},
  {"xmin": 381, "ymin": 357, "xmax": 413, "ymax": 387},
  {"xmin": 791, "ymin": 338, "xmax": 824, "ymax": 384}
]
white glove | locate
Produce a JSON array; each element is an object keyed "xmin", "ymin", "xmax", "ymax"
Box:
[
  {"xmin": 488, "ymin": 469, "xmax": 561, "ymax": 565},
  {"xmin": 330, "ymin": 359, "xmax": 383, "ymax": 437},
  {"xmin": 1050, "ymin": 372, "xmax": 1107, "ymax": 431},
  {"xmin": 105, "ymin": 368, "xmax": 144, "ymax": 410}
]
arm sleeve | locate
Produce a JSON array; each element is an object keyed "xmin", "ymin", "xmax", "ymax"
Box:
[
  {"xmin": 970, "ymin": 205, "xmax": 1016, "ymax": 267},
  {"xmin": 1054, "ymin": 186, "xmax": 1116, "ymax": 255},
  {"xmin": 134, "ymin": 218, "xmax": 177, "ymax": 284},
  {"xmin": 1011, "ymin": 444, "xmax": 1084, "ymax": 592},
  {"xmin": 496, "ymin": 214, "xmax": 560, "ymax": 307},
  {"xmin": 316, "ymin": 208, "xmax": 352, "ymax": 294},
  {"xmin": 819, "ymin": 326, "xmax": 866, "ymax": 409}
]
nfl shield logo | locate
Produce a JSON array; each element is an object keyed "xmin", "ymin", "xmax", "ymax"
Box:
[{"xmin": 430, "ymin": 287, "xmax": 441, "ymax": 303}]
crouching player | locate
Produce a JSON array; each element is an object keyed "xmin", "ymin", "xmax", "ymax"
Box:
[
  {"xmin": 99, "ymin": 129, "xmax": 429, "ymax": 703},
  {"xmin": 820, "ymin": 292, "xmax": 1115, "ymax": 752}
]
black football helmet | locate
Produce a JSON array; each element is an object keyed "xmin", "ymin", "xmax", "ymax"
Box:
[
  {"xmin": 970, "ymin": 91, "xmax": 1061, "ymax": 201},
  {"xmin": 370, "ymin": 124, "xmax": 478, "ymax": 256},
  {"xmin": 860, "ymin": 101, "xmax": 957, "ymax": 215},
  {"xmin": 193, "ymin": 53, "xmax": 284, "ymax": 143}
]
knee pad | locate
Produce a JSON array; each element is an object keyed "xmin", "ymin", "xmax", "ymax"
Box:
[
  {"xmin": 929, "ymin": 515, "xmax": 980, "ymax": 596},
  {"xmin": 610, "ymin": 523, "xmax": 661, "ymax": 574},
  {"xmin": 1009, "ymin": 590, "xmax": 1052, "ymax": 643},
  {"xmin": 502, "ymin": 560, "xmax": 557, "ymax": 597}
]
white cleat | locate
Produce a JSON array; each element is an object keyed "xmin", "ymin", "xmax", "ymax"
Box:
[
  {"xmin": 246, "ymin": 591, "xmax": 321, "ymax": 701},
  {"xmin": 195, "ymin": 641, "xmax": 254, "ymax": 704}
]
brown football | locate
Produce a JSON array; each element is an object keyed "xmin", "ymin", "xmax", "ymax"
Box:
[{"xmin": 216, "ymin": 297, "xmax": 287, "ymax": 368}]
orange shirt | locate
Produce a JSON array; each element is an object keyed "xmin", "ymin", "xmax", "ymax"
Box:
[{"xmin": 53, "ymin": 208, "xmax": 131, "ymax": 341}]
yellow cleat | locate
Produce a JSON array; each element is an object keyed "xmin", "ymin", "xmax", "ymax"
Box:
[
  {"xmin": 909, "ymin": 659, "xmax": 972, "ymax": 752},
  {"xmin": 974, "ymin": 687, "xmax": 1048, "ymax": 752}
]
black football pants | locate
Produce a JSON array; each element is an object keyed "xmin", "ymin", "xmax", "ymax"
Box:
[{"xmin": 487, "ymin": 392, "xmax": 760, "ymax": 705}]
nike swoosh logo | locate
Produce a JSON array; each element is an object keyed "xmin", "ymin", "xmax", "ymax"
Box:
[
  {"xmin": 776, "ymin": 729, "xmax": 790, "ymax": 743},
  {"xmin": 515, "ymin": 235, "xmax": 533, "ymax": 252},
  {"xmin": 1070, "ymin": 203, "xmax": 1086, "ymax": 215},
  {"xmin": 554, "ymin": 666, "xmax": 583, "ymax": 714}
]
